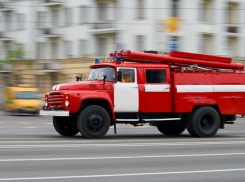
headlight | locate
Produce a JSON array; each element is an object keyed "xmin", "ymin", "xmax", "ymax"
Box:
[
  {"xmin": 65, "ymin": 100, "xmax": 69, "ymax": 107},
  {"xmin": 45, "ymin": 101, "xmax": 48, "ymax": 107}
]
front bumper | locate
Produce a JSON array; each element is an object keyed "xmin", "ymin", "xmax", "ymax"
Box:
[{"xmin": 39, "ymin": 110, "xmax": 69, "ymax": 116}]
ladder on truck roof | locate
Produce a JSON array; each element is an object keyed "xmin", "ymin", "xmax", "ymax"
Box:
[{"xmin": 109, "ymin": 50, "xmax": 244, "ymax": 70}]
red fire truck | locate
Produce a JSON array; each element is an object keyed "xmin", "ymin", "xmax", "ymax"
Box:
[{"xmin": 40, "ymin": 50, "xmax": 245, "ymax": 139}]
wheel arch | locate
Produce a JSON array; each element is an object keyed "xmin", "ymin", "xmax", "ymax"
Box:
[{"xmin": 192, "ymin": 104, "xmax": 220, "ymax": 113}]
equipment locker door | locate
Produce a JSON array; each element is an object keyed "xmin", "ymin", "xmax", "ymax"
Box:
[
  {"xmin": 114, "ymin": 68, "xmax": 139, "ymax": 112},
  {"xmin": 143, "ymin": 68, "xmax": 172, "ymax": 112}
]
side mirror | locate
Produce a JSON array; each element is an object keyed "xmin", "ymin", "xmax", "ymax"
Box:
[
  {"xmin": 101, "ymin": 74, "xmax": 107, "ymax": 81},
  {"xmin": 102, "ymin": 74, "xmax": 107, "ymax": 85},
  {"xmin": 117, "ymin": 71, "xmax": 122, "ymax": 82},
  {"xmin": 75, "ymin": 76, "xmax": 81, "ymax": 81}
]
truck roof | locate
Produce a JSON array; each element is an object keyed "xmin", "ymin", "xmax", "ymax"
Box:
[
  {"xmin": 107, "ymin": 50, "xmax": 244, "ymax": 70},
  {"xmin": 90, "ymin": 62, "xmax": 170, "ymax": 69}
]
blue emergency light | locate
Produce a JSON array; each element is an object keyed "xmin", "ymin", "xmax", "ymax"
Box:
[
  {"xmin": 116, "ymin": 57, "xmax": 121, "ymax": 63},
  {"xmin": 95, "ymin": 58, "xmax": 99, "ymax": 64}
]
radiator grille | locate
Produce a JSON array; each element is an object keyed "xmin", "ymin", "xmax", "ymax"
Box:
[{"xmin": 48, "ymin": 93, "xmax": 64, "ymax": 108}]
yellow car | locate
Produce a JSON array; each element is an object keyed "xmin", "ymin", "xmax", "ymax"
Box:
[{"xmin": 3, "ymin": 86, "xmax": 42, "ymax": 115}]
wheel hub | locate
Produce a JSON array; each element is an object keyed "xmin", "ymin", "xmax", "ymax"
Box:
[
  {"xmin": 201, "ymin": 116, "xmax": 213, "ymax": 130},
  {"xmin": 93, "ymin": 120, "xmax": 99, "ymax": 126},
  {"xmin": 87, "ymin": 113, "xmax": 103, "ymax": 132}
]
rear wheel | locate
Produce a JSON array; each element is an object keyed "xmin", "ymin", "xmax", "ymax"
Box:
[
  {"xmin": 77, "ymin": 105, "xmax": 110, "ymax": 139},
  {"xmin": 187, "ymin": 127, "xmax": 198, "ymax": 137},
  {"xmin": 189, "ymin": 106, "xmax": 220, "ymax": 137},
  {"xmin": 157, "ymin": 121, "xmax": 185, "ymax": 136},
  {"xmin": 53, "ymin": 116, "xmax": 79, "ymax": 136}
]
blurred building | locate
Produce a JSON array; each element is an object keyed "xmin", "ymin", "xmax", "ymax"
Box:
[{"xmin": 0, "ymin": 0, "xmax": 245, "ymax": 96}]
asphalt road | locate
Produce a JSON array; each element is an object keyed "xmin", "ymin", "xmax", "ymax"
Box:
[{"xmin": 0, "ymin": 112, "xmax": 245, "ymax": 182}]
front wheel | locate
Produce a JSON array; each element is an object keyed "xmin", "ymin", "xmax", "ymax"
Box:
[
  {"xmin": 157, "ymin": 121, "xmax": 185, "ymax": 136},
  {"xmin": 53, "ymin": 116, "xmax": 79, "ymax": 136},
  {"xmin": 77, "ymin": 105, "xmax": 110, "ymax": 139}
]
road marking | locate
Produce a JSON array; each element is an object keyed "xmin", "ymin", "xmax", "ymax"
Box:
[
  {"xmin": 0, "ymin": 138, "xmax": 61, "ymax": 141},
  {"xmin": 21, "ymin": 127, "xmax": 39, "ymax": 129},
  {"xmin": 1, "ymin": 140, "xmax": 245, "ymax": 149},
  {"xmin": 0, "ymin": 138, "xmax": 245, "ymax": 144},
  {"xmin": 133, "ymin": 131, "xmax": 244, "ymax": 133},
  {"xmin": 0, "ymin": 122, "xmax": 5, "ymax": 124},
  {"xmin": 43, "ymin": 123, "xmax": 52, "ymax": 125},
  {"xmin": 218, "ymin": 131, "xmax": 245, "ymax": 133},
  {"xmin": 0, "ymin": 152, "xmax": 245, "ymax": 162},
  {"xmin": 15, "ymin": 122, "xmax": 30, "ymax": 125},
  {"xmin": 0, "ymin": 168, "xmax": 245, "ymax": 181},
  {"xmin": 0, "ymin": 138, "xmax": 242, "ymax": 144},
  {"xmin": 0, "ymin": 138, "xmax": 243, "ymax": 144}
]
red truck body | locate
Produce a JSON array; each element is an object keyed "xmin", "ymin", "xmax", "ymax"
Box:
[{"xmin": 41, "ymin": 50, "xmax": 245, "ymax": 138}]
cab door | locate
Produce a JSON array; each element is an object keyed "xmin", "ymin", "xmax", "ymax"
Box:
[
  {"xmin": 114, "ymin": 68, "xmax": 139, "ymax": 112},
  {"xmin": 143, "ymin": 68, "xmax": 172, "ymax": 113}
]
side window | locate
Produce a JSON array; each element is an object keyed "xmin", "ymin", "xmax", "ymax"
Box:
[
  {"xmin": 119, "ymin": 69, "xmax": 135, "ymax": 83},
  {"xmin": 146, "ymin": 70, "xmax": 166, "ymax": 83}
]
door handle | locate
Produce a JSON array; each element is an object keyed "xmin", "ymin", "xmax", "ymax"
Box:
[
  {"xmin": 132, "ymin": 86, "xmax": 138, "ymax": 88},
  {"xmin": 164, "ymin": 86, "xmax": 169, "ymax": 90}
]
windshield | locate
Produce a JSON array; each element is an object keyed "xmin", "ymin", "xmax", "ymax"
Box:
[
  {"xmin": 15, "ymin": 91, "xmax": 39, "ymax": 100},
  {"xmin": 88, "ymin": 67, "xmax": 116, "ymax": 82}
]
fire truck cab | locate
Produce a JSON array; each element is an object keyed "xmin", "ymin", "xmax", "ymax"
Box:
[{"xmin": 40, "ymin": 50, "xmax": 245, "ymax": 139}]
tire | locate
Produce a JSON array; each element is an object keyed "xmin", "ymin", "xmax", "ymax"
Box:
[
  {"xmin": 157, "ymin": 121, "xmax": 185, "ymax": 136},
  {"xmin": 53, "ymin": 116, "xmax": 79, "ymax": 136},
  {"xmin": 187, "ymin": 127, "xmax": 198, "ymax": 137},
  {"xmin": 77, "ymin": 105, "xmax": 110, "ymax": 139},
  {"xmin": 189, "ymin": 106, "xmax": 220, "ymax": 137}
]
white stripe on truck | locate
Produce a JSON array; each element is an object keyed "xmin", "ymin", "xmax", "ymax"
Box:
[
  {"xmin": 176, "ymin": 85, "xmax": 245, "ymax": 93},
  {"xmin": 214, "ymin": 85, "xmax": 245, "ymax": 92},
  {"xmin": 145, "ymin": 84, "xmax": 170, "ymax": 92}
]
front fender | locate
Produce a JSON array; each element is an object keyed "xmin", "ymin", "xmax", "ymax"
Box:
[{"xmin": 69, "ymin": 91, "xmax": 114, "ymax": 116}]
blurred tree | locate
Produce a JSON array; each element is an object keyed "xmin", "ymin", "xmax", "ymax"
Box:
[
  {"xmin": 6, "ymin": 43, "xmax": 25, "ymax": 62},
  {"xmin": 2, "ymin": 43, "xmax": 34, "ymax": 68}
]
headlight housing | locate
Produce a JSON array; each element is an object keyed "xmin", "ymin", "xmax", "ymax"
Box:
[
  {"xmin": 65, "ymin": 100, "xmax": 69, "ymax": 107},
  {"xmin": 45, "ymin": 95, "xmax": 48, "ymax": 107},
  {"xmin": 65, "ymin": 95, "xmax": 69, "ymax": 107}
]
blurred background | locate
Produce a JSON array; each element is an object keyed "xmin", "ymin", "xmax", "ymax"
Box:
[{"xmin": 0, "ymin": 0, "xmax": 245, "ymax": 109}]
